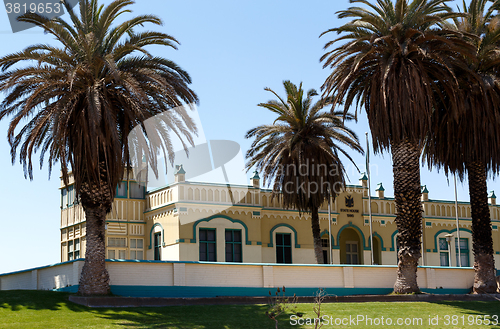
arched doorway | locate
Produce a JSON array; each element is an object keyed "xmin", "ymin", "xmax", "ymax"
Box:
[{"xmin": 339, "ymin": 228, "xmax": 363, "ymax": 264}]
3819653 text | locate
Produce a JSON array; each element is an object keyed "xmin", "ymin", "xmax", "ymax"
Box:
[{"xmin": 5, "ymin": 2, "xmax": 62, "ymax": 14}]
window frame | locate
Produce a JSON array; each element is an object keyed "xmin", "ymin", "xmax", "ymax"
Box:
[
  {"xmin": 74, "ymin": 238, "xmax": 80, "ymax": 259},
  {"xmin": 275, "ymin": 232, "xmax": 292, "ymax": 264},
  {"xmin": 439, "ymin": 237, "xmax": 450, "ymax": 266},
  {"xmin": 61, "ymin": 186, "xmax": 77, "ymax": 209},
  {"xmin": 345, "ymin": 241, "xmax": 359, "ymax": 265},
  {"xmin": 107, "ymin": 249, "xmax": 126, "ymax": 259},
  {"xmin": 130, "ymin": 238, "xmax": 144, "ymax": 260},
  {"xmin": 199, "ymin": 228, "xmax": 217, "ymax": 262},
  {"xmin": 455, "ymin": 237, "xmax": 469, "ymax": 267},
  {"xmin": 116, "ymin": 181, "xmax": 128, "ymax": 198},
  {"xmin": 67, "ymin": 240, "xmax": 74, "ymax": 261},
  {"xmin": 108, "ymin": 237, "xmax": 127, "ymax": 248},
  {"xmin": 225, "ymin": 229, "xmax": 242, "ymax": 262},
  {"xmin": 67, "ymin": 185, "xmax": 75, "ymax": 207},
  {"xmin": 61, "ymin": 188, "xmax": 67, "ymax": 209},
  {"xmin": 129, "ymin": 181, "xmax": 146, "ymax": 199},
  {"xmin": 321, "ymin": 236, "xmax": 330, "ymax": 264},
  {"xmin": 153, "ymin": 232, "xmax": 162, "ymax": 260}
]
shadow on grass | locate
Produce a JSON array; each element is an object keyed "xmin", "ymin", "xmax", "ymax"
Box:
[
  {"xmin": 92, "ymin": 304, "xmax": 301, "ymax": 329},
  {"xmin": 0, "ymin": 290, "xmax": 303, "ymax": 328},
  {"xmin": 430, "ymin": 300, "xmax": 500, "ymax": 328},
  {"xmin": 0, "ymin": 290, "xmax": 86, "ymax": 312}
]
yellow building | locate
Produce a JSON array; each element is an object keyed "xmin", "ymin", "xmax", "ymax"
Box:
[{"xmin": 60, "ymin": 167, "xmax": 500, "ymax": 268}]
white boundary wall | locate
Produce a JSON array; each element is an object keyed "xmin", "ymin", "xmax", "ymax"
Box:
[
  {"xmin": 0, "ymin": 261, "xmax": 82, "ymax": 290},
  {"xmin": 0, "ymin": 260, "xmax": 480, "ymax": 292}
]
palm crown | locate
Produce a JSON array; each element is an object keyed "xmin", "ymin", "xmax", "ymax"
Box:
[
  {"xmin": 0, "ymin": 0, "xmax": 198, "ymax": 205},
  {"xmin": 246, "ymin": 80, "xmax": 363, "ymax": 213},
  {"xmin": 425, "ymin": 0, "xmax": 500, "ymax": 179},
  {"xmin": 320, "ymin": 0, "xmax": 472, "ymax": 152}
]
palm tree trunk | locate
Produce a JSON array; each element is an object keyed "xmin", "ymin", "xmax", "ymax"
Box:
[
  {"xmin": 311, "ymin": 207, "xmax": 324, "ymax": 264},
  {"xmin": 466, "ymin": 161, "xmax": 497, "ymax": 294},
  {"xmin": 392, "ymin": 140, "xmax": 422, "ymax": 294},
  {"xmin": 78, "ymin": 205, "xmax": 110, "ymax": 295},
  {"xmin": 77, "ymin": 164, "xmax": 113, "ymax": 296}
]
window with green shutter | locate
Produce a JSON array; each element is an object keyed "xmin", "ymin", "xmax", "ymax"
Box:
[
  {"xmin": 199, "ymin": 228, "xmax": 216, "ymax": 261},
  {"xmin": 225, "ymin": 229, "xmax": 242, "ymax": 262},
  {"xmin": 276, "ymin": 233, "xmax": 292, "ymax": 264}
]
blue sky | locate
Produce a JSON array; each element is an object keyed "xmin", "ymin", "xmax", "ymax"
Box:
[{"xmin": 0, "ymin": 0, "xmax": 496, "ymax": 274}]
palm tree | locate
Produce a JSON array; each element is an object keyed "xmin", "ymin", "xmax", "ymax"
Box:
[
  {"xmin": 320, "ymin": 0, "xmax": 474, "ymax": 293},
  {"xmin": 424, "ymin": 0, "xmax": 500, "ymax": 293},
  {"xmin": 245, "ymin": 81, "xmax": 363, "ymax": 264},
  {"xmin": 0, "ymin": 0, "xmax": 198, "ymax": 295}
]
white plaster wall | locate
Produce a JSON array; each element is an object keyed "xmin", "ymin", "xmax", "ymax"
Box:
[
  {"xmin": 146, "ymin": 248, "xmax": 154, "ymax": 261},
  {"xmin": 262, "ymin": 247, "xmax": 275, "ymax": 263},
  {"xmin": 332, "ymin": 250, "xmax": 340, "ymax": 264},
  {"xmin": 0, "ymin": 271, "xmax": 32, "ymax": 290},
  {"xmin": 426, "ymin": 253, "xmax": 441, "ymax": 267},
  {"xmin": 37, "ymin": 263, "xmax": 74, "ymax": 290},
  {"xmin": 162, "ymin": 244, "xmax": 180, "ymax": 261},
  {"xmin": 184, "ymin": 263, "xmax": 262, "ymax": 287},
  {"xmin": 273, "ymin": 266, "xmax": 344, "ymax": 288},
  {"xmin": 245, "ymin": 245, "xmax": 262, "ymax": 263},
  {"xmin": 353, "ymin": 266, "xmax": 397, "ymax": 288},
  {"xmin": 180, "ymin": 243, "xmax": 198, "ymax": 262},
  {"xmin": 1, "ymin": 261, "xmax": 477, "ymax": 292},
  {"xmin": 433, "ymin": 268, "xmax": 474, "ymax": 289},
  {"xmin": 416, "ymin": 268, "xmax": 428, "ymax": 288},
  {"xmin": 381, "ymin": 251, "xmax": 397, "ymax": 265},
  {"xmin": 293, "ymin": 249, "xmax": 316, "ymax": 264},
  {"xmin": 107, "ymin": 262, "xmax": 173, "ymax": 286},
  {"xmin": 363, "ymin": 251, "xmax": 371, "ymax": 265}
]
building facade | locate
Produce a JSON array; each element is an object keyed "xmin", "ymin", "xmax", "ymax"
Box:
[{"xmin": 60, "ymin": 167, "xmax": 500, "ymax": 267}]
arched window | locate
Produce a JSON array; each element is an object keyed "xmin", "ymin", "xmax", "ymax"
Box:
[
  {"xmin": 435, "ymin": 230, "xmax": 472, "ymax": 267},
  {"xmin": 193, "ymin": 215, "xmax": 249, "ymax": 262},
  {"xmin": 276, "ymin": 233, "xmax": 292, "ymax": 263},
  {"xmin": 269, "ymin": 224, "xmax": 299, "ymax": 264}
]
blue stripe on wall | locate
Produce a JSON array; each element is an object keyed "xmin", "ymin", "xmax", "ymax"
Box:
[
  {"xmin": 55, "ymin": 285, "xmax": 474, "ymax": 298},
  {"xmin": 420, "ymin": 288, "xmax": 471, "ymax": 295},
  {"xmin": 54, "ymin": 285, "xmax": 79, "ymax": 293},
  {"xmin": 108, "ymin": 286, "xmax": 393, "ymax": 298}
]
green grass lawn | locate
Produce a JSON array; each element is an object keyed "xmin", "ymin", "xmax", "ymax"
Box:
[{"xmin": 0, "ymin": 290, "xmax": 499, "ymax": 328}]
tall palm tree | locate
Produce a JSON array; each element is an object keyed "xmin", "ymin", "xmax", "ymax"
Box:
[
  {"xmin": 320, "ymin": 0, "xmax": 474, "ymax": 293},
  {"xmin": 0, "ymin": 0, "xmax": 198, "ymax": 295},
  {"xmin": 424, "ymin": 0, "xmax": 500, "ymax": 293},
  {"xmin": 245, "ymin": 81, "xmax": 363, "ymax": 264}
]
